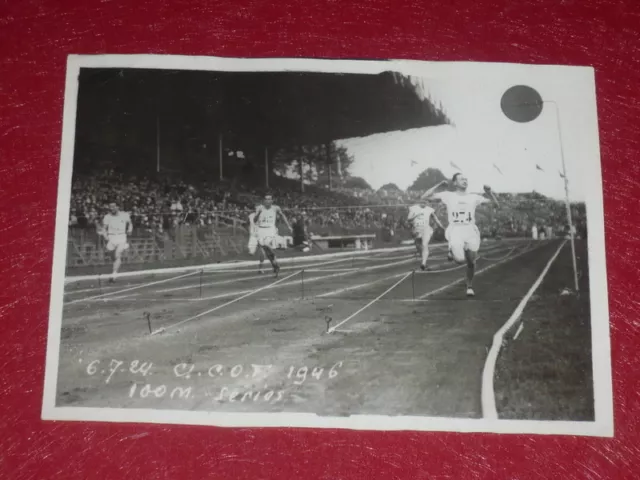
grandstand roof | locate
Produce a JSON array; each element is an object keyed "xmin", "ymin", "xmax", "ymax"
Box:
[{"xmin": 76, "ymin": 68, "xmax": 450, "ymax": 151}]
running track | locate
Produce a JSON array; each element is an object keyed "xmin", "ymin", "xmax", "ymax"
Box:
[{"xmin": 55, "ymin": 238, "xmax": 564, "ymax": 419}]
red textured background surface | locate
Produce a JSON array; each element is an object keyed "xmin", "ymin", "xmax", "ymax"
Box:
[{"xmin": 1, "ymin": 0, "xmax": 639, "ymax": 478}]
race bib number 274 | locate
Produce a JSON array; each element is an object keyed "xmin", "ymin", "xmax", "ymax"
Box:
[{"xmin": 452, "ymin": 211, "xmax": 472, "ymax": 224}]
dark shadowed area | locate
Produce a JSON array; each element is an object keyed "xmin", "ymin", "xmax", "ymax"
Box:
[{"xmin": 73, "ymin": 68, "xmax": 450, "ymax": 174}]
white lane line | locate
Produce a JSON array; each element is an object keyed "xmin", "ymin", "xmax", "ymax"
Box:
[
  {"xmin": 481, "ymin": 240, "xmax": 566, "ymax": 420},
  {"xmin": 65, "ymin": 284, "xmax": 124, "ymax": 295},
  {"xmin": 67, "ymin": 251, "xmax": 421, "ymax": 296},
  {"xmin": 140, "ymin": 256, "xmax": 409, "ymax": 295},
  {"xmin": 188, "ymin": 289, "xmax": 253, "ymax": 302},
  {"xmin": 353, "ymin": 253, "xmax": 424, "ymax": 262},
  {"xmin": 164, "ymin": 243, "xmax": 515, "ymax": 301},
  {"xmin": 303, "ymin": 268, "xmax": 360, "ymax": 272},
  {"xmin": 513, "ymin": 323, "xmax": 525, "ymax": 340},
  {"xmin": 66, "ymin": 245, "xmax": 415, "ymax": 283},
  {"xmin": 65, "ymin": 270, "xmax": 202, "ymax": 305},
  {"xmin": 417, "ymin": 244, "xmax": 539, "ymax": 300},
  {"xmin": 156, "ymin": 257, "xmax": 368, "ymax": 293},
  {"xmin": 323, "ymin": 252, "xmax": 494, "ymax": 299},
  {"xmin": 318, "ymin": 272, "xmax": 407, "ymax": 298},
  {"xmin": 480, "ymin": 241, "xmax": 534, "ymax": 262},
  {"xmin": 158, "ymin": 272, "xmax": 264, "ymax": 293},
  {"xmin": 208, "ymin": 256, "xmax": 368, "ymax": 273},
  {"xmin": 414, "ymin": 264, "xmax": 467, "ymax": 274},
  {"xmin": 81, "ymin": 293, "xmax": 140, "ymax": 302},
  {"xmin": 183, "ymin": 256, "xmax": 417, "ymax": 302},
  {"xmin": 413, "ymin": 244, "xmax": 524, "ymax": 275},
  {"xmin": 153, "ymin": 270, "xmax": 303, "ymax": 335},
  {"xmin": 328, "ymin": 272, "xmax": 413, "ymax": 334}
]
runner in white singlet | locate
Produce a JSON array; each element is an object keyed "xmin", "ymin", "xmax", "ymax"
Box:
[
  {"xmin": 100, "ymin": 201, "xmax": 132, "ymax": 283},
  {"xmin": 253, "ymin": 194, "xmax": 292, "ymax": 276},
  {"xmin": 407, "ymin": 200, "xmax": 444, "ymax": 270},
  {"xmin": 422, "ymin": 173, "xmax": 499, "ymax": 297},
  {"xmin": 247, "ymin": 210, "xmax": 266, "ymax": 273}
]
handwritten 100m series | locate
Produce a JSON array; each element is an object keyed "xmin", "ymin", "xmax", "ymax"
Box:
[{"xmin": 81, "ymin": 358, "xmax": 344, "ymax": 405}]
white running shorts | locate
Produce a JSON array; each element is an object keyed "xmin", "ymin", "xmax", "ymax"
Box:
[
  {"xmin": 105, "ymin": 233, "xmax": 129, "ymax": 253},
  {"xmin": 445, "ymin": 224, "xmax": 481, "ymax": 261}
]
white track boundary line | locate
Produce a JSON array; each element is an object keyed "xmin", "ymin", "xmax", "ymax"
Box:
[
  {"xmin": 65, "ymin": 284, "xmax": 122, "ymax": 295},
  {"xmin": 481, "ymin": 240, "xmax": 566, "ymax": 420},
  {"xmin": 413, "ymin": 244, "xmax": 525, "ymax": 276},
  {"xmin": 304, "ymin": 268, "xmax": 359, "ymax": 273},
  {"xmin": 414, "ymin": 264, "xmax": 467, "ymax": 274},
  {"xmin": 161, "ymin": 243, "xmax": 518, "ymax": 301},
  {"xmin": 417, "ymin": 243, "xmax": 540, "ymax": 300},
  {"xmin": 66, "ymin": 248, "xmax": 437, "ymax": 296},
  {"xmin": 158, "ymin": 272, "xmax": 270, "ymax": 293},
  {"xmin": 187, "ymin": 256, "xmax": 417, "ymax": 302},
  {"xmin": 323, "ymin": 244, "xmax": 538, "ymax": 327},
  {"xmin": 328, "ymin": 272, "xmax": 413, "ymax": 333},
  {"xmin": 83, "ymin": 293, "xmax": 140, "ymax": 302},
  {"xmin": 65, "ymin": 245, "xmax": 418, "ymax": 283},
  {"xmin": 152, "ymin": 270, "xmax": 303, "ymax": 335},
  {"xmin": 154, "ymin": 252, "xmax": 428, "ymax": 295},
  {"xmin": 203, "ymin": 256, "xmax": 368, "ymax": 274},
  {"xmin": 481, "ymin": 240, "xmax": 535, "ymax": 262},
  {"xmin": 353, "ymin": 250, "xmax": 439, "ymax": 262},
  {"xmin": 65, "ymin": 270, "xmax": 201, "ymax": 305},
  {"xmin": 316, "ymin": 253, "xmax": 471, "ymax": 298},
  {"xmin": 65, "ymin": 257, "xmax": 358, "ymax": 295},
  {"xmin": 64, "ymin": 239, "xmax": 525, "ymax": 284},
  {"xmin": 317, "ymin": 272, "xmax": 408, "ymax": 298},
  {"xmin": 513, "ymin": 323, "xmax": 525, "ymax": 340},
  {"xmin": 158, "ymin": 266, "xmax": 369, "ymax": 293}
]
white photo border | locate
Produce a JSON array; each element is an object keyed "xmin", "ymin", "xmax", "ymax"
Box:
[{"xmin": 42, "ymin": 54, "xmax": 613, "ymax": 437}]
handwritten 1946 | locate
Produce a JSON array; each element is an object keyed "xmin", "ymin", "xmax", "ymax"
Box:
[{"xmin": 80, "ymin": 358, "xmax": 344, "ymax": 405}]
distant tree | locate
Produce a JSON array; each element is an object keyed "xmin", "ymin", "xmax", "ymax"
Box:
[
  {"xmin": 342, "ymin": 176, "xmax": 372, "ymax": 190},
  {"xmin": 270, "ymin": 142, "xmax": 354, "ymax": 189},
  {"xmin": 408, "ymin": 168, "xmax": 447, "ymax": 191},
  {"xmin": 379, "ymin": 183, "xmax": 401, "ymax": 192}
]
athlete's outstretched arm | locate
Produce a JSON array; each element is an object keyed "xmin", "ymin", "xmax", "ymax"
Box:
[
  {"xmin": 126, "ymin": 214, "xmax": 133, "ymax": 235},
  {"xmin": 482, "ymin": 185, "xmax": 500, "ymax": 206},
  {"xmin": 100, "ymin": 216, "xmax": 109, "ymax": 240},
  {"xmin": 407, "ymin": 208, "xmax": 416, "ymax": 224},
  {"xmin": 277, "ymin": 207, "xmax": 293, "ymax": 232},
  {"xmin": 253, "ymin": 205, "xmax": 263, "ymax": 223},
  {"xmin": 430, "ymin": 212, "xmax": 445, "ymax": 230},
  {"xmin": 420, "ymin": 180, "xmax": 449, "ymax": 200}
]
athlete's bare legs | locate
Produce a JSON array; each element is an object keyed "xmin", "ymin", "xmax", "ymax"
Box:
[
  {"xmin": 414, "ymin": 237, "xmax": 423, "ymax": 259},
  {"xmin": 110, "ymin": 247, "xmax": 124, "ymax": 282},
  {"xmin": 261, "ymin": 245, "xmax": 280, "ymax": 276},
  {"xmin": 257, "ymin": 248, "xmax": 265, "ymax": 274},
  {"xmin": 464, "ymin": 249, "xmax": 478, "ymax": 296},
  {"xmin": 421, "ymin": 240, "xmax": 430, "ymax": 269}
]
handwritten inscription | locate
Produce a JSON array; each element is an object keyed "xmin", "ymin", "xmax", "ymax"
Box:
[
  {"xmin": 85, "ymin": 359, "xmax": 153, "ymax": 384},
  {"xmin": 79, "ymin": 358, "xmax": 344, "ymax": 405}
]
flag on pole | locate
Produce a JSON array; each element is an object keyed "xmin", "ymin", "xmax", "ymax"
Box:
[
  {"xmin": 536, "ymin": 164, "xmax": 544, "ymax": 172},
  {"xmin": 450, "ymin": 160, "xmax": 462, "ymax": 171},
  {"xmin": 493, "ymin": 163, "xmax": 503, "ymax": 175}
]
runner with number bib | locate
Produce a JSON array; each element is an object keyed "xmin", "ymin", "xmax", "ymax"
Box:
[
  {"xmin": 407, "ymin": 199, "xmax": 444, "ymax": 271},
  {"xmin": 421, "ymin": 173, "xmax": 499, "ymax": 297},
  {"xmin": 253, "ymin": 194, "xmax": 293, "ymax": 277}
]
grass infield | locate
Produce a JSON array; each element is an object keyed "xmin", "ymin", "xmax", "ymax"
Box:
[{"xmin": 494, "ymin": 239, "xmax": 594, "ymax": 421}]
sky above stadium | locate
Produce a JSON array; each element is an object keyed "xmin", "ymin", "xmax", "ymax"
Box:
[{"xmin": 338, "ymin": 69, "xmax": 597, "ymax": 202}]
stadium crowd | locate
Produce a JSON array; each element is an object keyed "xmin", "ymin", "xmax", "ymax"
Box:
[
  {"xmin": 68, "ymin": 170, "xmax": 586, "ymax": 238},
  {"xmin": 68, "ymin": 170, "xmax": 388, "ymax": 234}
]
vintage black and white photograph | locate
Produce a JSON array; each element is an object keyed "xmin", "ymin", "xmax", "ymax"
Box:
[{"xmin": 42, "ymin": 55, "xmax": 612, "ymax": 436}]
